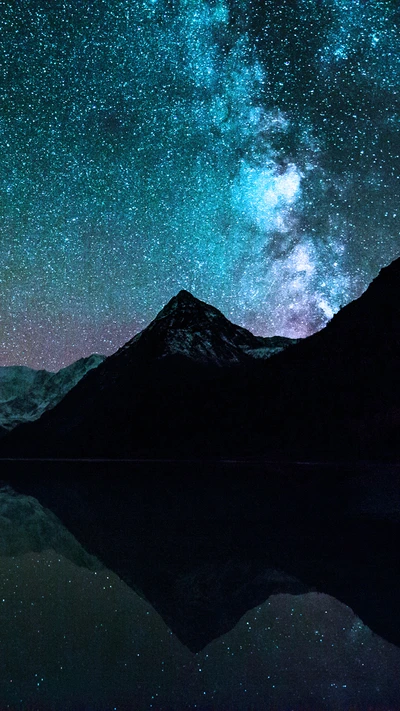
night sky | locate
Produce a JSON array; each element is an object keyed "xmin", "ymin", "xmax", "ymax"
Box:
[{"xmin": 1, "ymin": 0, "xmax": 400, "ymax": 370}]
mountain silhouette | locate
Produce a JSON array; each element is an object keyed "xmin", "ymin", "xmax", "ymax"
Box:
[
  {"xmin": 109, "ymin": 288, "xmax": 295, "ymax": 365},
  {"xmin": 1, "ymin": 256, "xmax": 399, "ymax": 460},
  {"xmin": 0, "ymin": 290, "xmax": 295, "ymax": 458},
  {"xmin": 262, "ymin": 254, "xmax": 400, "ymax": 459}
]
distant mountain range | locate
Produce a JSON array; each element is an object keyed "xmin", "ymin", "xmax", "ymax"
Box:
[
  {"xmin": 0, "ymin": 354, "xmax": 105, "ymax": 436},
  {"xmin": 1, "ymin": 256, "xmax": 400, "ymax": 460}
]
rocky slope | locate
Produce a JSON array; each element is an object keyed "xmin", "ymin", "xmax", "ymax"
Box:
[
  {"xmin": 115, "ymin": 289, "xmax": 295, "ymax": 365},
  {"xmin": 0, "ymin": 354, "xmax": 105, "ymax": 434}
]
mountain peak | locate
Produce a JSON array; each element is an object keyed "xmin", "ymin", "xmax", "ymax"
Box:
[
  {"xmin": 161, "ymin": 289, "xmax": 212, "ymax": 315},
  {"xmin": 152, "ymin": 290, "xmax": 224, "ymax": 327},
  {"xmin": 176, "ymin": 289, "xmax": 197, "ymax": 300},
  {"xmin": 111, "ymin": 288, "xmax": 297, "ymax": 368},
  {"xmin": 112, "ymin": 288, "xmax": 295, "ymax": 367}
]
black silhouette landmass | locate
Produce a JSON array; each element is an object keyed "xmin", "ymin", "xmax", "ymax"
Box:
[{"xmin": 1, "ymin": 257, "xmax": 399, "ymax": 460}]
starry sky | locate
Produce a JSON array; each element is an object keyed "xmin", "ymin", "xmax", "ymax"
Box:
[
  {"xmin": 1, "ymin": 551, "xmax": 400, "ymax": 710},
  {"xmin": 1, "ymin": 0, "xmax": 400, "ymax": 370}
]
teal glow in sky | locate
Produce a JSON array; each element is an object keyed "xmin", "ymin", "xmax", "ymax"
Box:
[{"xmin": 1, "ymin": 0, "xmax": 400, "ymax": 369}]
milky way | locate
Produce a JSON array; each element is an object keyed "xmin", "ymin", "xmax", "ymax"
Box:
[{"xmin": 1, "ymin": 0, "xmax": 400, "ymax": 369}]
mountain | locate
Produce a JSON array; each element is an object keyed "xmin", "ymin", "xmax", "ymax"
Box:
[
  {"xmin": 0, "ymin": 291, "xmax": 296, "ymax": 457},
  {"xmin": 260, "ymin": 255, "xmax": 400, "ymax": 459},
  {"xmin": 111, "ymin": 289, "xmax": 295, "ymax": 365},
  {"xmin": 0, "ymin": 354, "xmax": 105, "ymax": 435},
  {"xmin": 1, "ymin": 255, "xmax": 400, "ymax": 460}
]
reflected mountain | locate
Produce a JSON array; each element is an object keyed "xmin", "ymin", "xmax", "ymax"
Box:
[
  {"xmin": 3, "ymin": 460, "xmax": 400, "ymax": 654},
  {"xmin": 0, "ymin": 481, "xmax": 400, "ymax": 710}
]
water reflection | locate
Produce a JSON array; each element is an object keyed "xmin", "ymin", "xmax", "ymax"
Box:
[{"xmin": 0, "ymin": 460, "xmax": 399, "ymax": 710}]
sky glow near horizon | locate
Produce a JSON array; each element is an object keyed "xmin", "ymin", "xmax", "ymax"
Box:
[{"xmin": 1, "ymin": 0, "xmax": 400, "ymax": 369}]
